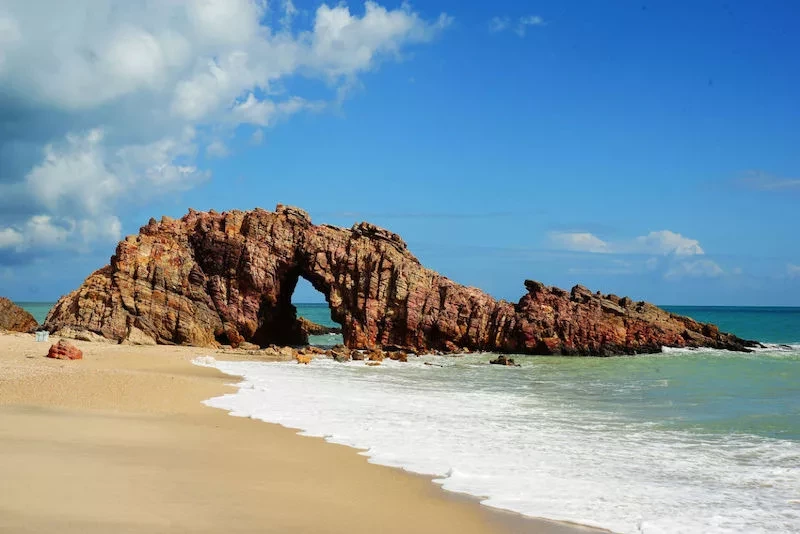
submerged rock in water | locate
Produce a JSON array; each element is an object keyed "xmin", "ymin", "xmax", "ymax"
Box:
[
  {"xmin": 43, "ymin": 205, "xmax": 757, "ymax": 355},
  {"xmin": 489, "ymin": 355, "xmax": 520, "ymax": 367},
  {"xmin": 0, "ymin": 297, "xmax": 37, "ymax": 333}
]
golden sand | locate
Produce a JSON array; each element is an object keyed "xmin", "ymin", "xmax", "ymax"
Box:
[{"xmin": 0, "ymin": 332, "xmax": 601, "ymax": 533}]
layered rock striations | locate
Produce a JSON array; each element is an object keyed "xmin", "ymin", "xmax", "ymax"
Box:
[
  {"xmin": 0, "ymin": 297, "xmax": 38, "ymax": 333},
  {"xmin": 44, "ymin": 205, "xmax": 755, "ymax": 355}
]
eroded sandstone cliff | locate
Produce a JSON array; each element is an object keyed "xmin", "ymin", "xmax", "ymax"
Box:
[{"xmin": 44, "ymin": 205, "xmax": 755, "ymax": 355}]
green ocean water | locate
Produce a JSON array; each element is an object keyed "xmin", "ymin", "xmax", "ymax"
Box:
[
  {"xmin": 15, "ymin": 302, "xmax": 55, "ymax": 326},
  {"xmin": 17, "ymin": 301, "xmax": 800, "ymax": 441},
  {"xmin": 663, "ymin": 305, "xmax": 800, "ymax": 344}
]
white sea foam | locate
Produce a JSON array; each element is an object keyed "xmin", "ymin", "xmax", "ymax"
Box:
[{"xmin": 193, "ymin": 355, "xmax": 800, "ymax": 533}]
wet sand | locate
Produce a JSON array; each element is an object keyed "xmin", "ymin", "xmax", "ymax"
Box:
[{"xmin": 0, "ymin": 332, "xmax": 602, "ymax": 534}]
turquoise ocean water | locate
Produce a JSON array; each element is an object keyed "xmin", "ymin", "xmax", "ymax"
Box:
[
  {"xmin": 15, "ymin": 302, "xmax": 55, "ymax": 326},
  {"xmin": 20, "ymin": 301, "xmax": 800, "ymax": 532}
]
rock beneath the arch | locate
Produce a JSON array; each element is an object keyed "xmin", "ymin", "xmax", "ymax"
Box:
[
  {"xmin": 367, "ymin": 349, "xmax": 385, "ymax": 362},
  {"xmin": 47, "ymin": 340, "xmax": 83, "ymax": 360},
  {"xmin": 295, "ymin": 353, "xmax": 313, "ymax": 365},
  {"xmin": 43, "ymin": 205, "xmax": 758, "ymax": 356},
  {"xmin": 387, "ymin": 351, "xmax": 408, "ymax": 362},
  {"xmin": 0, "ymin": 297, "xmax": 37, "ymax": 333},
  {"xmin": 331, "ymin": 347, "xmax": 351, "ymax": 362},
  {"xmin": 297, "ymin": 317, "xmax": 342, "ymax": 335}
]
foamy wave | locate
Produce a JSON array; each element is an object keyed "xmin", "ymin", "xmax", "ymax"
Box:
[
  {"xmin": 753, "ymin": 343, "xmax": 800, "ymax": 352},
  {"xmin": 192, "ymin": 355, "xmax": 218, "ymax": 366},
  {"xmin": 196, "ymin": 356, "xmax": 800, "ymax": 533}
]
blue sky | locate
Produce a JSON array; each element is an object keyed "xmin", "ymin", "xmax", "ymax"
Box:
[{"xmin": 0, "ymin": 0, "xmax": 798, "ymax": 305}]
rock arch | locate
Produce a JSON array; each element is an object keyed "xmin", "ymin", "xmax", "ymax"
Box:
[{"xmin": 45, "ymin": 205, "xmax": 755, "ymax": 355}]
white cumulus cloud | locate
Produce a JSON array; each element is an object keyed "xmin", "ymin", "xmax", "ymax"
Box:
[
  {"xmin": 549, "ymin": 232, "xmax": 611, "ymax": 253},
  {"xmin": 0, "ymin": 0, "xmax": 450, "ymax": 263},
  {"xmin": 550, "ymin": 229, "xmax": 724, "ymax": 279},
  {"xmin": 631, "ymin": 230, "xmax": 704, "ymax": 256},
  {"xmin": 549, "ymin": 229, "xmax": 704, "ymax": 256}
]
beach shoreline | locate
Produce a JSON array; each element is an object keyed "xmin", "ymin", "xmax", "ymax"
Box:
[{"xmin": 0, "ymin": 332, "xmax": 601, "ymax": 534}]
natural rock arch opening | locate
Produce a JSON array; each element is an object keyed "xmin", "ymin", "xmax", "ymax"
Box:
[
  {"xmin": 291, "ymin": 278, "xmax": 343, "ymax": 347},
  {"xmin": 245, "ymin": 265, "xmax": 344, "ymax": 349}
]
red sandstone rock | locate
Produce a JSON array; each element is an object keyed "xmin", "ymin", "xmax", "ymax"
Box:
[
  {"xmin": 367, "ymin": 350, "xmax": 385, "ymax": 362},
  {"xmin": 0, "ymin": 297, "xmax": 37, "ymax": 333},
  {"xmin": 47, "ymin": 340, "xmax": 83, "ymax": 360},
  {"xmin": 387, "ymin": 351, "xmax": 408, "ymax": 362},
  {"xmin": 43, "ymin": 205, "xmax": 756, "ymax": 356},
  {"xmin": 297, "ymin": 317, "xmax": 342, "ymax": 335}
]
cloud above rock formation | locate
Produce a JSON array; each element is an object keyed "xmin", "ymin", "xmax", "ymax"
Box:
[
  {"xmin": 549, "ymin": 229, "xmax": 705, "ymax": 256},
  {"xmin": 549, "ymin": 229, "xmax": 723, "ymax": 279},
  {"xmin": 0, "ymin": 0, "xmax": 451, "ymax": 264}
]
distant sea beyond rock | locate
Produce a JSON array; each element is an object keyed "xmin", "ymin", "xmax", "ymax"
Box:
[{"xmin": 44, "ymin": 205, "xmax": 756, "ymax": 355}]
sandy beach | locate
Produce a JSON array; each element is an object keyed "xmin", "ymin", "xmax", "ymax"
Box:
[{"xmin": 0, "ymin": 332, "xmax": 598, "ymax": 534}]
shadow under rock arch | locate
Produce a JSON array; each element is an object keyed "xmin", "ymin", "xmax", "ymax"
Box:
[{"xmin": 249, "ymin": 265, "xmax": 344, "ymax": 348}]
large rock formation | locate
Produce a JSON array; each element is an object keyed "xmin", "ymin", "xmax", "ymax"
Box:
[
  {"xmin": 44, "ymin": 205, "xmax": 755, "ymax": 355},
  {"xmin": 0, "ymin": 297, "xmax": 37, "ymax": 333}
]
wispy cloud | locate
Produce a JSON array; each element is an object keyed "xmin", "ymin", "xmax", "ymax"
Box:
[
  {"xmin": 488, "ymin": 16, "xmax": 510, "ymax": 33},
  {"xmin": 737, "ymin": 171, "xmax": 800, "ymax": 191},
  {"xmin": 516, "ymin": 15, "xmax": 545, "ymax": 36},
  {"xmin": 788, "ymin": 264, "xmax": 800, "ymax": 278},
  {"xmin": 489, "ymin": 15, "xmax": 545, "ymax": 37},
  {"xmin": 550, "ymin": 229, "xmax": 723, "ymax": 279},
  {"xmin": 665, "ymin": 259, "xmax": 724, "ymax": 279},
  {"xmin": 319, "ymin": 211, "xmax": 515, "ymax": 220},
  {"xmin": 549, "ymin": 230, "xmax": 704, "ymax": 256}
]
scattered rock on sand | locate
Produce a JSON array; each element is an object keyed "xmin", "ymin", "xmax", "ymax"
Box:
[
  {"xmin": 295, "ymin": 354, "xmax": 313, "ymax": 365},
  {"xmin": 47, "ymin": 340, "xmax": 83, "ymax": 360}
]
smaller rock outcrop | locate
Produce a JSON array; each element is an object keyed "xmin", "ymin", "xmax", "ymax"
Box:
[
  {"xmin": 297, "ymin": 317, "xmax": 342, "ymax": 335},
  {"xmin": 0, "ymin": 297, "xmax": 37, "ymax": 333},
  {"xmin": 47, "ymin": 340, "xmax": 83, "ymax": 360},
  {"xmin": 489, "ymin": 355, "xmax": 520, "ymax": 367},
  {"xmin": 51, "ymin": 326, "xmax": 113, "ymax": 343}
]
